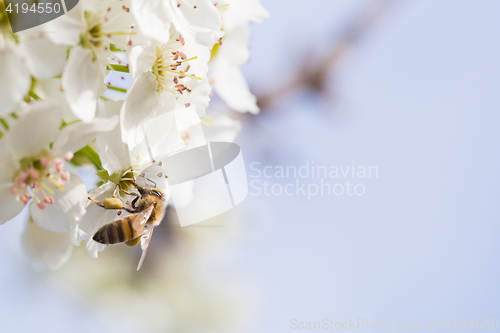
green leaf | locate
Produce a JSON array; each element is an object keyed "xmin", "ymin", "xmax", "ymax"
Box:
[
  {"xmin": 107, "ymin": 64, "xmax": 129, "ymax": 73},
  {"xmin": 96, "ymin": 169, "xmax": 122, "ymax": 184},
  {"xmin": 71, "ymin": 145, "xmax": 103, "ymax": 170},
  {"xmin": 0, "ymin": 118, "xmax": 9, "ymax": 130},
  {"xmin": 106, "ymin": 84, "xmax": 127, "ymax": 93},
  {"xmin": 110, "ymin": 44, "xmax": 125, "ymax": 52}
]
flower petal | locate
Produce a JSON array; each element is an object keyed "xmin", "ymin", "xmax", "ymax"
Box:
[
  {"xmin": 215, "ymin": 24, "xmax": 250, "ymax": 66},
  {"xmin": 44, "ymin": 4, "xmax": 85, "ymax": 46},
  {"xmin": 212, "ymin": 65, "xmax": 259, "ymax": 114},
  {"xmin": 120, "ymin": 72, "xmax": 160, "ymax": 148},
  {"xmin": 131, "ymin": 0, "xmax": 222, "ymax": 46},
  {"xmin": 0, "ymin": 186, "xmax": 26, "ymax": 225},
  {"xmin": 222, "ymin": 0, "xmax": 269, "ymax": 30},
  {"xmin": 6, "ymin": 100, "xmax": 63, "ymax": 160},
  {"xmin": 129, "ymin": 113, "xmax": 181, "ymax": 162},
  {"xmin": 17, "ymin": 33, "xmax": 67, "ymax": 79},
  {"xmin": 77, "ymin": 181, "xmax": 120, "ymax": 258},
  {"xmin": 210, "ymin": 25, "xmax": 259, "ymax": 113},
  {"xmin": 128, "ymin": 44, "xmax": 156, "ymax": 78},
  {"xmin": 77, "ymin": 182, "xmax": 115, "ymax": 237},
  {"xmin": 130, "ymin": 0, "xmax": 173, "ymax": 43},
  {"xmin": 165, "ymin": 0, "xmax": 223, "ymax": 46},
  {"xmin": 22, "ymin": 218, "xmax": 73, "ymax": 271},
  {"xmin": 62, "ymin": 47, "xmax": 104, "ymax": 123},
  {"xmin": 30, "ymin": 173, "xmax": 87, "ymax": 232},
  {"xmin": 52, "ymin": 115, "xmax": 119, "ymax": 155},
  {"xmin": 35, "ymin": 78, "xmax": 77, "ymax": 123},
  {"xmin": 0, "ymin": 40, "xmax": 31, "ymax": 115},
  {"xmin": 202, "ymin": 112, "xmax": 241, "ymax": 142},
  {"xmin": 96, "ymin": 101, "xmax": 131, "ymax": 174}
]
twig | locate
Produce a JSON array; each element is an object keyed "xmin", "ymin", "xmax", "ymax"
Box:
[{"xmin": 255, "ymin": 0, "xmax": 397, "ymax": 111}]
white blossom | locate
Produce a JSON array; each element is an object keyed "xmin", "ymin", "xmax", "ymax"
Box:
[
  {"xmin": 122, "ymin": 30, "xmax": 210, "ymax": 147},
  {"xmin": 22, "ymin": 217, "xmax": 74, "ymax": 271},
  {"xmin": 45, "ymin": 0, "xmax": 135, "ymax": 122},
  {"xmin": 0, "ymin": 38, "xmax": 31, "ymax": 115},
  {"xmin": 0, "ymin": 0, "xmax": 267, "ymax": 270},
  {"xmin": 209, "ymin": 0, "xmax": 268, "ymax": 114},
  {"xmin": 0, "ymin": 15, "xmax": 67, "ymax": 115},
  {"xmin": 78, "ymin": 99, "xmax": 203, "ymax": 257},
  {"xmin": 130, "ymin": 0, "xmax": 223, "ymax": 46},
  {"xmin": 0, "ymin": 100, "xmax": 118, "ymax": 232}
]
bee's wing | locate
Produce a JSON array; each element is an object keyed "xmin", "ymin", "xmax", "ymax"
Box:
[
  {"xmin": 131, "ymin": 203, "xmax": 155, "ymax": 229},
  {"xmin": 137, "ymin": 226, "xmax": 155, "ymax": 271}
]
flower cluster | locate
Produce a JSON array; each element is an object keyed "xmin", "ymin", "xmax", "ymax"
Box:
[{"xmin": 0, "ymin": 0, "xmax": 267, "ymax": 270}]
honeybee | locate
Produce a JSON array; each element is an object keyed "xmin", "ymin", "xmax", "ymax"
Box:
[{"xmin": 90, "ymin": 183, "xmax": 166, "ymax": 270}]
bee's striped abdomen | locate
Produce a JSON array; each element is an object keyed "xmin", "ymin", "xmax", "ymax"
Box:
[{"xmin": 93, "ymin": 216, "xmax": 143, "ymax": 245}]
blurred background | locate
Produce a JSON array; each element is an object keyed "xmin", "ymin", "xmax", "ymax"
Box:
[{"xmin": 1, "ymin": 0, "xmax": 500, "ymax": 332}]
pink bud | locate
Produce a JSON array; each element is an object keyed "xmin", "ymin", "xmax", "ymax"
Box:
[
  {"xmin": 37, "ymin": 201, "xmax": 46, "ymax": 209},
  {"xmin": 64, "ymin": 151, "xmax": 74, "ymax": 161},
  {"xmin": 44, "ymin": 196, "xmax": 54, "ymax": 204}
]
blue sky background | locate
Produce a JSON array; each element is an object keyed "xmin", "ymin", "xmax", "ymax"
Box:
[{"xmin": 1, "ymin": 0, "xmax": 499, "ymax": 332}]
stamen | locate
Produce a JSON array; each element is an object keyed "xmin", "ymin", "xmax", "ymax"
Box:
[
  {"xmin": 201, "ymin": 120, "xmax": 212, "ymax": 128},
  {"xmin": 40, "ymin": 181, "xmax": 55, "ymax": 195},
  {"xmin": 60, "ymin": 171, "xmax": 70, "ymax": 181},
  {"xmin": 165, "ymin": 69, "xmax": 202, "ymax": 80}
]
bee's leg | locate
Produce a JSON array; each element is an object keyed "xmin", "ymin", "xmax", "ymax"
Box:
[
  {"xmin": 118, "ymin": 184, "xmax": 139, "ymax": 197},
  {"xmin": 117, "ymin": 184, "xmax": 141, "ymax": 210},
  {"xmin": 88, "ymin": 197, "xmax": 136, "ymax": 213},
  {"xmin": 88, "ymin": 197, "xmax": 105, "ymax": 208},
  {"xmin": 127, "ymin": 180, "xmax": 139, "ymax": 189},
  {"xmin": 131, "ymin": 196, "xmax": 140, "ymax": 209}
]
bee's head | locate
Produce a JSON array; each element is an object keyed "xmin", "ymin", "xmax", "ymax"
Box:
[
  {"xmin": 150, "ymin": 189, "xmax": 163, "ymax": 199},
  {"xmin": 138, "ymin": 186, "xmax": 163, "ymax": 199}
]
